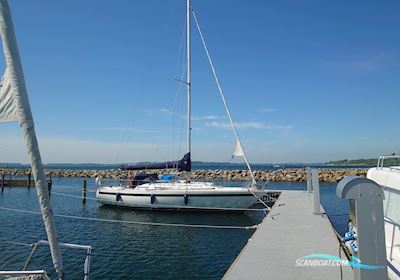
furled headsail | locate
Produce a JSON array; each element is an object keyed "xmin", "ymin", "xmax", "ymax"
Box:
[
  {"xmin": 233, "ymin": 139, "xmax": 244, "ymax": 158},
  {"xmin": 0, "ymin": 0, "xmax": 64, "ymax": 278},
  {"xmin": 0, "ymin": 69, "xmax": 17, "ymax": 122},
  {"xmin": 121, "ymin": 152, "xmax": 191, "ymax": 172}
]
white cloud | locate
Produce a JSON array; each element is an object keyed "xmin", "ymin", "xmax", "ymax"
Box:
[
  {"xmin": 1, "ymin": 132, "xmax": 395, "ymax": 164},
  {"xmin": 236, "ymin": 122, "xmax": 267, "ymax": 129},
  {"xmin": 144, "ymin": 108, "xmax": 225, "ymax": 122},
  {"xmin": 143, "ymin": 108, "xmax": 174, "ymax": 117},
  {"xmin": 192, "ymin": 115, "xmax": 225, "ymax": 121},
  {"xmin": 206, "ymin": 121, "xmax": 231, "ymax": 129},
  {"xmin": 96, "ymin": 127, "xmax": 169, "ymax": 133},
  {"xmin": 206, "ymin": 121, "xmax": 292, "ymax": 130},
  {"xmin": 260, "ymin": 108, "xmax": 277, "ymax": 113},
  {"xmin": 159, "ymin": 108, "xmax": 174, "ymax": 115},
  {"xmin": 0, "ymin": 136, "xmax": 241, "ymax": 164},
  {"xmin": 0, "ymin": 136, "xmax": 177, "ymax": 164},
  {"xmin": 323, "ymin": 52, "xmax": 396, "ymax": 75}
]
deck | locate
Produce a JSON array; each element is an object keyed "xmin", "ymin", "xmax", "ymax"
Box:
[{"xmin": 223, "ymin": 189, "xmax": 353, "ymax": 280}]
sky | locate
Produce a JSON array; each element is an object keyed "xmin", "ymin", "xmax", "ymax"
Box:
[{"xmin": 1, "ymin": 0, "xmax": 400, "ymax": 164}]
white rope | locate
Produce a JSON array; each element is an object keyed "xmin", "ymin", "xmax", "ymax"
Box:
[
  {"xmin": 51, "ymin": 191, "xmax": 97, "ymax": 201},
  {"xmin": 50, "ymin": 191, "xmax": 268, "ymax": 212},
  {"xmin": 248, "ymin": 189, "xmax": 271, "ymax": 210},
  {"xmin": 0, "ymin": 206, "xmax": 258, "ymax": 230}
]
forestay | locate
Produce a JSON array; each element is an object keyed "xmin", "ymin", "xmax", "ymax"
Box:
[{"xmin": 192, "ymin": 9, "xmax": 257, "ymax": 185}]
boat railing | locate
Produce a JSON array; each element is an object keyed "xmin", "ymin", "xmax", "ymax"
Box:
[
  {"xmin": 0, "ymin": 270, "xmax": 50, "ymax": 280},
  {"xmin": 377, "ymin": 155, "xmax": 400, "ymax": 168},
  {"xmin": 385, "ymin": 217, "xmax": 399, "ymax": 261},
  {"xmin": 0, "ymin": 240, "xmax": 92, "ymax": 280}
]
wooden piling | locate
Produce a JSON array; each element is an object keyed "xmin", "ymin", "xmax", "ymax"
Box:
[
  {"xmin": 82, "ymin": 178, "xmax": 87, "ymax": 204},
  {"xmin": 27, "ymin": 172, "xmax": 31, "ymax": 188},
  {"xmin": 1, "ymin": 174, "xmax": 4, "ymax": 192},
  {"xmin": 47, "ymin": 180, "xmax": 52, "ymax": 197}
]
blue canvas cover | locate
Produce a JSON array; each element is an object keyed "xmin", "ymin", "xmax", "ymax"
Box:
[{"xmin": 121, "ymin": 153, "xmax": 191, "ymax": 172}]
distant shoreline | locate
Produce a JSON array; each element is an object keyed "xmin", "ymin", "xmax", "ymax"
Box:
[
  {"xmin": 325, "ymin": 163, "xmax": 373, "ymax": 166},
  {"xmin": 0, "ymin": 167, "xmax": 368, "ymax": 183},
  {"xmin": 0, "ymin": 156, "xmax": 385, "ymax": 167},
  {"xmin": 0, "ymin": 162, "xmax": 374, "ymax": 169}
]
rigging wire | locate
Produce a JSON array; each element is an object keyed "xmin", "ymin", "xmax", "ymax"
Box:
[
  {"xmin": 113, "ymin": 107, "xmax": 140, "ymax": 164},
  {"xmin": 191, "ymin": 9, "xmax": 257, "ymax": 184},
  {"xmin": 170, "ymin": 16, "xmax": 185, "ymax": 160},
  {"xmin": 162, "ymin": 0, "xmax": 179, "ymax": 38},
  {"xmin": 114, "ymin": 0, "xmax": 182, "ymax": 165},
  {"xmin": 172, "ymin": 15, "xmax": 188, "ymax": 160},
  {"xmin": 0, "ymin": 206, "xmax": 258, "ymax": 230},
  {"xmin": 174, "ymin": 15, "xmax": 188, "ymax": 82},
  {"xmin": 168, "ymin": 77, "xmax": 186, "ymax": 161}
]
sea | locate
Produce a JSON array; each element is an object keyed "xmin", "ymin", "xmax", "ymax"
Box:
[{"xmin": 0, "ymin": 175, "xmax": 350, "ymax": 280}]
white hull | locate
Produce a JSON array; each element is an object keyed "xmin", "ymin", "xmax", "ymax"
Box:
[
  {"xmin": 96, "ymin": 181, "xmax": 265, "ymax": 210},
  {"xmin": 367, "ymin": 167, "xmax": 400, "ymax": 192},
  {"xmin": 368, "ymin": 166, "xmax": 400, "ymax": 279},
  {"xmin": 384, "ymin": 220, "xmax": 400, "ymax": 279}
]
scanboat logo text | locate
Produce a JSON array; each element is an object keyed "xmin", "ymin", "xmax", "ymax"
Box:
[{"xmin": 295, "ymin": 254, "xmax": 384, "ymax": 270}]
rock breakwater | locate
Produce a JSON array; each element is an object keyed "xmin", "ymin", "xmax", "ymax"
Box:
[{"xmin": 0, "ymin": 168, "xmax": 368, "ymax": 183}]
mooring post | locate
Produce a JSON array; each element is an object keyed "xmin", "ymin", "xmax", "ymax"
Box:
[
  {"xmin": 306, "ymin": 167, "xmax": 312, "ymax": 193},
  {"xmin": 337, "ymin": 177, "xmax": 388, "ymax": 280},
  {"xmin": 27, "ymin": 172, "xmax": 31, "ymax": 188},
  {"xmin": 47, "ymin": 181, "xmax": 52, "ymax": 197},
  {"xmin": 1, "ymin": 174, "xmax": 4, "ymax": 192},
  {"xmin": 311, "ymin": 168, "xmax": 321, "ymax": 215},
  {"xmin": 47, "ymin": 173, "xmax": 52, "ymax": 197},
  {"xmin": 82, "ymin": 178, "xmax": 87, "ymax": 204}
]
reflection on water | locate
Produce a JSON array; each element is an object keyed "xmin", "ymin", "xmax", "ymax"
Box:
[{"xmin": 0, "ymin": 178, "xmax": 348, "ymax": 279}]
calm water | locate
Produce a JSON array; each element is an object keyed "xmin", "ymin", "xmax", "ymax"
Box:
[{"xmin": 0, "ymin": 179, "xmax": 349, "ymax": 279}]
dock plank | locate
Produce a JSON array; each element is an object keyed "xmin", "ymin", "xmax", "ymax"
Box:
[{"xmin": 224, "ymin": 190, "xmax": 353, "ymax": 280}]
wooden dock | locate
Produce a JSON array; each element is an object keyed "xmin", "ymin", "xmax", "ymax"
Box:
[
  {"xmin": 223, "ymin": 190, "xmax": 353, "ymax": 280},
  {"xmin": 2, "ymin": 179, "xmax": 34, "ymax": 187},
  {"xmin": 0, "ymin": 174, "xmax": 51, "ymax": 189}
]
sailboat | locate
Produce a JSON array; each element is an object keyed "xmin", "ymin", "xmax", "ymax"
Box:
[
  {"xmin": 96, "ymin": 0, "xmax": 267, "ymax": 210},
  {"xmin": 367, "ymin": 154, "xmax": 400, "ymax": 279}
]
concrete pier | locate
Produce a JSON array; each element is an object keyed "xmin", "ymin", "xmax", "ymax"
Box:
[{"xmin": 224, "ymin": 190, "xmax": 353, "ymax": 280}]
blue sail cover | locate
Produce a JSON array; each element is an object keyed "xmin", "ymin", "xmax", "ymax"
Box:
[{"xmin": 120, "ymin": 153, "xmax": 191, "ymax": 172}]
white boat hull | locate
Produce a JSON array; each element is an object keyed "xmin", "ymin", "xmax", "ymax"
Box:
[
  {"xmin": 96, "ymin": 182, "xmax": 266, "ymax": 210},
  {"xmin": 368, "ymin": 167, "xmax": 400, "ymax": 279},
  {"xmin": 367, "ymin": 167, "xmax": 400, "ymax": 192}
]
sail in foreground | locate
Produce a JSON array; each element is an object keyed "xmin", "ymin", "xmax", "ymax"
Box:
[
  {"xmin": 0, "ymin": 0, "xmax": 64, "ymax": 278},
  {"xmin": 121, "ymin": 153, "xmax": 191, "ymax": 171}
]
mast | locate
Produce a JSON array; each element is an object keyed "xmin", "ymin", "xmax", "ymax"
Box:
[
  {"xmin": 0, "ymin": 1, "xmax": 64, "ymax": 278},
  {"xmin": 186, "ymin": 0, "xmax": 192, "ymax": 179}
]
